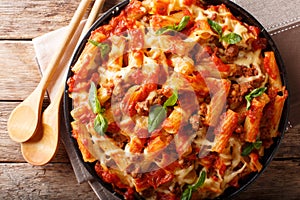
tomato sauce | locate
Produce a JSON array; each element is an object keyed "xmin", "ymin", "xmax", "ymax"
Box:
[
  {"xmin": 135, "ymin": 168, "xmax": 174, "ymax": 190},
  {"xmin": 264, "ymin": 55, "xmax": 277, "ymax": 79},
  {"xmin": 95, "ymin": 162, "xmax": 135, "ymax": 199}
]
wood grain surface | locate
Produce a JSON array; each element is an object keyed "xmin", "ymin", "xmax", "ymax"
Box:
[{"xmin": 0, "ymin": 0, "xmax": 299, "ymax": 199}]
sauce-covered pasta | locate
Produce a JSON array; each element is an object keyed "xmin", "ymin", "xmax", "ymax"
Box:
[{"xmin": 67, "ymin": 0, "xmax": 288, "ymax": 199}]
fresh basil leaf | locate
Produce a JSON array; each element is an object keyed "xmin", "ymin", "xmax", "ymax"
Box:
[
  {"xmin": 207, "ymin": 18, "xmax": 222, "ymax": 35},
  {"xmin": 94, "ymin": 114, "xmax": 108, "ymax": 136},
  {"xmin": 148, "ymin": 90, "xmax": 178, "ymax": 132},
  {"xmin": 99, "ymin": 43, "xmax": 110, "ymax": 58},
  {"xmin": 207, "ymin": 19, "xmax": 242, "ymax": 44},
  {"xmin": 241, "ymin": 140, "xmax": 262, "ymax": 156},
  {"xmin": 148, "ymin": 105, "xmax": 167, "ymax": 133},
  {"xmin": 245, "ymin": 95, "xmax": 252, "ymax": 111},
  {"xmin": 245, "ymin": 87, "xmax": 267, "ymax": 110},
  {"xmin": 156, "ymin": 16, "xmax": 190, "ymax": 35},
  {"xmin": 253, "ymin": 140, "xmax": 263, "ymax": 149},
  {"xmin": 181, "ymin": 171, "xmax": 206, "ymax": 200},
  {"xmin": 248, "ymin": 87, "xmax": 267, "ymax": 98},
  {"xmin": 241, "ymin": 143, "xmax": 254, "ymax": 156},
  {"xmin": 156, "ymin": 27, "xmax": 172, "ymax": 35},
  {"xmin": 88, "ymin": 39, "xmax": 110, "ymax": 58},
  {"xmin": 191, "ymin": 171, "xmax": 206, "ymax": 189},
  {"xmin": 163, "ymin": 90, "xmax": 178, "ymax": 108},
  {"xmin": 176, "ymin": 16, "xmax": 190, "ymax": 31},
  {"xmin": 221, "ymin": 32, "xmax": 242, "ymax": 44},
  {"xmin": 89, "ymin": 82, "xmax": 101, "ymax": 114},
  {"xmin": 181, "ymin": 187, "xmax": 192, "ymax": 200},
  {"xmin": 88, "ymin": 39, "xmax": 100, "ymax": 46}
]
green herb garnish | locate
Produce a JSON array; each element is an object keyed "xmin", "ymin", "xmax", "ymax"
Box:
[
  {"xmin": 176, "ymin": 16, "xmax": 191, "ymax": 31},
  {"xmin": 148, "ymin": 90, "xmax": 178, "ymax": 133},
  {"xmin": 88, "ymin": 39, "xmax": 101, "ymax": 46},
  {"xmin": 88, "ymin": 82, "xmax": 108, "ymax": 136},
  {"xmin": 89, "ymin": 82, "xmax": 101, "ymax": 114},
  {"xmin": 156, "ymin": 16, "xmax": 190, "ymax": 35},
  {"xmin": 94, "ymin": 114, "xmax": 108, "ymax": 136},
  {"xmin": 245, "ymin": 87, "xmax": 267, "ymax": 110},
  {"xmin": 207, "ymin": 18, "xmax": 222, "ymax": 35},
  {"xmin": 221, "ymin": 32, "xmax": 242, "ymax": 44},
  {"xmin": 181, "ymin": 171, "xmax": 206, "ymax": 200},
  {"xmin": 163, "ymin": 90, "xmax": 178, "ymax": 107},
  {"xmin": 241, "ymin": 140, "xmax": 263, "ymax": 156},
  {"xmin": 207, "ymin": 18, "xmax": 242, "ymax": 44},
  {"xmin": 148, "ymin": 105, "xmax": 167, "ymax": 133},
  {"xmin": 88, "ymin": 39, "xmax": 110, "ymax": 58}
]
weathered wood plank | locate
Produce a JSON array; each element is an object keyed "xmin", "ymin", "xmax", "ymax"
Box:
[
  {"xmin": 0, "ymin": 163, "xmax": 97, "ymax": 199},
  {"xmin": 236, "ymin": 159, "xmax": 300, "ymax": 200},
  {"xmin": 0, "ymin": 41, "xmax": 41, "ymax": 100},
  {"xmin": 0, "ymin": 0, "xmax": 80, "ymax": 39},
  {"xmin": 0, "ymin": 102, "xmax": 69, "ymax": 163},
  {"xmin": 0, "ymin": 0, "xmax": 123, "ymax": 40},
  {"xmin": 275, "ymin": 124, "xmax": 300, "ymax": 159}
]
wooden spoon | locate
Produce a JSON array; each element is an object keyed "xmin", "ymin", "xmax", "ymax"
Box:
[
  {"xmin": 21, "ymin": 84, "xmax": 63, "ymax": 165},
  {"xmin": 7, "ymin": 0, "xmax": 92, "ymax": 143},
  {"xmin": 20, "ymin": 0, "xmax": 105, "ymax": 166}
]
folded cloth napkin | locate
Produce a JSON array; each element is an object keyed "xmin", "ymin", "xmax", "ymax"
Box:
[{"xmin": 32, "ymin": 1, "xmax": 300, "ymax": 199}]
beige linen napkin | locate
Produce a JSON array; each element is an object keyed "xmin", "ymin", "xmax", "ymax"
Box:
[{"xmin": 32, "ymin": 1, "xmax": 300, "ymax": 199}]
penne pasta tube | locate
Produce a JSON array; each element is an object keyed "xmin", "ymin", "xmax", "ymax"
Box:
[
  {"xmin": 244, "ymin": 93, "xmax": 270, "ymax": 142},
  {"xmin": 212, "ymin": 109, "xmax": 239, "ymax": 153}
]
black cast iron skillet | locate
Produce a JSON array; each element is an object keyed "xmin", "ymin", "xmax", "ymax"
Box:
[{"xmin": 63, "ymin": 0, "xmax": 290, "ymax": 199}]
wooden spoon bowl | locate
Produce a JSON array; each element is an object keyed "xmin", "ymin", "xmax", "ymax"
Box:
[
  {"xmin": 7, "ymin": 86, "xmax": 44, "ymax": 143},
  {"xmin": 21, "ymin": 85, "xmax": 61, "ymax": 166},
  {"xmin": 21, "ymin": 123, "xmax": 59, "ymax": 166}
]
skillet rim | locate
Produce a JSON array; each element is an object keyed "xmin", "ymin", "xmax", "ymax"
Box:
[{"xmin": 63, "ymin": 0, "xmax": 290, "ymax": 199}]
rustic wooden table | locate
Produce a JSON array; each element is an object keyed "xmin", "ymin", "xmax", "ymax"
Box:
[{"xmin": 0, "ymin": 0, "xmax": 299, "ymax": 199}]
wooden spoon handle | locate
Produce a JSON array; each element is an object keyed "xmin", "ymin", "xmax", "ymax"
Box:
[
  {"xmin": 40, "ymin": 0, "xmax": 93, "ymax": 91},
  {"xmin": 47, "ymin": 0, "xmax": 106, "ymax": 114},
  {"xmin": 81, "ymin": 0, "xmax": 105, "ymax": 38},
  {"xmin": 45, "ymin": 0, "xmax": 106, "ymax": 119}
]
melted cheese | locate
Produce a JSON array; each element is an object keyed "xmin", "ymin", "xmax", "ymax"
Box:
[
  {"xmin": 68, "ymin": 0, "xmax": 286, "ymax": 199},
  {"xmin": 234, "ymin": 49, "xmax": 262, "ymax": 68}
]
